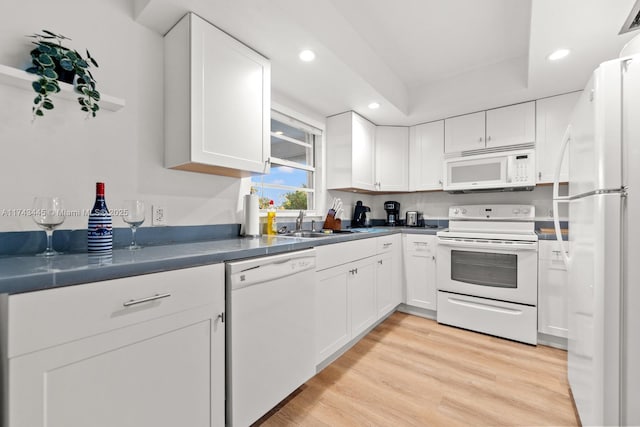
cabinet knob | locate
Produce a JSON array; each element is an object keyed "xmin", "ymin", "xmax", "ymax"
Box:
[
  {"xmin": 538, "ymin": 171, "xmax": 542, "ymax": 179},
  {"xmin": 479, "ymin": 137, "xmax": 483, "ymax": 142},
  {"xmin": 378, "ymin": 260, "xmax": 383, "ymax": 265},
  {"xmin": 432, "ymin": 255, "xmax": 436, "ymax": 260},
  {"xmin": 487, "ymin": 136, "xmax": 492, "ymax": 142},
  {"xmin": 438, "ymin": 179, "xmax": 443, "ymax": 185}
]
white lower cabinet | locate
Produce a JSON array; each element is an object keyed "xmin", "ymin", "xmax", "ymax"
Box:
[
  {"xmin": 316, "ymin": 263, "xmax": 351, "ymax": 362},
  {"xmin": 404, "ymin": 234, "xmax": 437, "ymax": 311},
  {"xmin": 538, "ymin": 240, "xmax": 569, "ymax": 338},
  {"xmin": 2, "ymin": 265, "xmax": 225, "ymax": 427},
  {"xmin": 315, "ymin": 235, "xmax": 402, "ymax": 365},
  {"xmin": 349, "ymin": 259, "xmax": 377, "ymax": 338}
]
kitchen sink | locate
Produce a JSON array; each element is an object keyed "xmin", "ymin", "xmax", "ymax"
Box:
[{"xmin": 281, "ymin": 231, "xmax": 330, "ymax": 238}]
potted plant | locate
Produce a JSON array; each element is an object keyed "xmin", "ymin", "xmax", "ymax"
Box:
[{"xmin": 26, "ymin": 30, "xmax": 100, "ymax": 119}]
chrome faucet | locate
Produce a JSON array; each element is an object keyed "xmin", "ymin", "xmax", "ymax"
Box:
[{"xmin": 295, "ymin": 210, "xmax": 304, "ymax": 231}]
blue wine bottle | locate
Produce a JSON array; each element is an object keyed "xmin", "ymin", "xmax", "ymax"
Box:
[{"xmin": 87, "ymin": 182, "xmax": 113, "ymax": 253}]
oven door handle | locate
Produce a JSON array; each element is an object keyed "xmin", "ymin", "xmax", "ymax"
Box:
[{"xmin": 437, "ymin": 238, "xmax": 538, "ymax": 251}]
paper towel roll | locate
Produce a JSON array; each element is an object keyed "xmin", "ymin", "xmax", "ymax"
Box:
[{"xmin": 242, "ymin": 194, "xmax": 260, "ymax": 236}]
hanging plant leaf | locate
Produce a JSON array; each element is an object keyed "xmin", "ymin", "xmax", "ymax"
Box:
[
  {"xmin": 42, "ymin": 29, "xmax": 69, "ymax": 40},
  {"xmin": 59, "ymin": 58, "xmax": 73, "ymax": 71},
  {"xmin": 45, "ymin": 82, "xmax": 58, "ymax": 92},
  {"xmin": 42, "ymin": 68, "xmax": 57, "ymax": 79},
  {"xmin": 37, "ymin": 53, "xmax": 53, "ymax": 66},
  {"xmin": 34, "ymin": 95, "xmax": 42, "ymax": 104},
  {"xmin": 32, "ymin": 81, "xmax": 42, "ymax": 93},
  {"xmin": 90, "ymin": 91, "xmax": 100, "ymax": 101},
  {"xmin": 35, "ymin": 109, "xmax": 44, "ymax": 116},
  {"xmin": 81, "ymin": 106, "xmax": 89, "ymax": 112},
  {"xmin": 42, "ymin": 100, "xmax": 54, "ymax": 110}
]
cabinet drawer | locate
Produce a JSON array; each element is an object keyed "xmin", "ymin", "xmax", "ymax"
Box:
[
  {"xmin": 437, "ymin": 291, "xmax": 537, "ymax": 345},
  {"xmin": 377, "ymin": 234, "xmax": 400, "ymax": 254},
  {"xmin": 315, "ymin": 238, "xmax": 377, "ymax": 271},
  {"xmin": 6, "ymin": 264, "xmax": 223, "ymax": 358},
  {"xmin": 404, "ymin": 234, "xmax": 436, "ymax": 253}
]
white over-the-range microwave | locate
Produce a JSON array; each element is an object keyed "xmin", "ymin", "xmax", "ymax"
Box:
[{"xmin": 442, "ymin": 149, "xmax": 536, "ymax": 193}]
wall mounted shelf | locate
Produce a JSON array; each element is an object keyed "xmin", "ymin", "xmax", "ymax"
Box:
[{"xmin": 0, "ymin": 64, "xmax": 125, "ymax": 111}]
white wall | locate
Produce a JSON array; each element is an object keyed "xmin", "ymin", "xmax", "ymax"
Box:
[
  {"xmin": 0, "ymin": 0, "xmax": 250, "ymax": 232},
  {"xmin": 370, "ymin": 185, "xmax": 567, "ymax": 221}
]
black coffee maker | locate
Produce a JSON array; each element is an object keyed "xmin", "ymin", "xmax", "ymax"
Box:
[
  {"xmin": 352, "ymin": 200, "xmax": 371, "ymax": 228},
  {"xmin": 384, "ymin": 201, "xmax": 400, "ymax": 226}
]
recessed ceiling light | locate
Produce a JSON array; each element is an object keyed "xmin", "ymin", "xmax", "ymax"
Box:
[
  {"xmin": 548, "ymin": 49, "xmax": 571, "ymax": 61},
  {"xmin": 299, "ymin": 50, "xmax": 315, "ymax": 62},
  {"xmin": 368, "ymin": 102, "xmax": 380, "ymax": 109}
]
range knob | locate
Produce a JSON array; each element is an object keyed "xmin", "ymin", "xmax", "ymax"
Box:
[
  {"xmin": 512, "ymin": 208, "xmax": 521, "ymax": 214},
  {"xmin": 522, "ymin": 208, "xmax": 530, "ymax": 214},
  {"xmin": 461, "ymin": 208, "xmax": 467, "ymax": 214},
  {"xmin": 453, "ymin": 208, "xmax": 460, "ymax": 215}
]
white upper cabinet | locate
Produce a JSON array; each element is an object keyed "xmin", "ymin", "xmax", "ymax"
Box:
[
  {"xmin": 444, "ymin": 111, "xmax": 485, "ymax": 153},
  {"xmin": 327, "ymin": 111, "xmax": 376, "ymax": 191},
  {"xmin": 535, "ymin": 92, "xmax": 581, "ymax": 183},
  {"xmin": 164, "ymin": 13, "xmax": 270, "ymax": 177},
  {"xmin": 486, "ymin": 101, "xmax": 535, "ymax": 148},
  {"xmin": 375, "ymin": 126, "xmax": 409, "ymax": 191},
  {"xmin": 409, "ymin": 121, "xmax": 444, "ymax": 191},
  {"xmin": 445, "ymin": 102, "xmax": 535, "ymax": 154}
]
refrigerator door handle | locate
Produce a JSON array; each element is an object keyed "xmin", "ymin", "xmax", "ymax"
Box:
[{"xmin": 552, "ymin": 125, "xmax": 572, "ymax": 267}]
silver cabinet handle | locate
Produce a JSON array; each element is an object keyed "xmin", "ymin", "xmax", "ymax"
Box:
[
  {"xmin": 439, "ymin": 179, "xmax": 443, "ymax": 185},
  {"xmin": 123, "ymin": 292, "xmax": 171, "ymax": 307},
  {"xmin": 378, "ymin": 260, "xmax": 383, "ymax": 265},
  {"xmin": 538, "ymin": 171, "xmax": 542, "ymax": 180},
  {"xmin": 383, "ymin": 242, "xmax": 392, "ymax": 248},
  {"xmin": 217, "ymin": 312, "xmax": 225, "ymax": 323}
]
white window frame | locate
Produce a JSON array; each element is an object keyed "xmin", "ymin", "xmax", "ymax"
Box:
[{"xmin": 253, "ymin": 107, "xmax": 323, "ymax": 216}]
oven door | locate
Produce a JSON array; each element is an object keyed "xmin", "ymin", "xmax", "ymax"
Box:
[{"xmin": 437, "ymin": 237, "xmax": 538, "ymax": 305}]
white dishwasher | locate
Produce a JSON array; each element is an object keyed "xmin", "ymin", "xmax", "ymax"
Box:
[{"xmin": 226, "ymin": 249, "xmax": 316, "ymax": 427}]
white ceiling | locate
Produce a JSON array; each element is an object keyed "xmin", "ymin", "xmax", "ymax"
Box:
[{"xmin": 135, "ymin": 0, "xmax": 639, "ymax": 125}]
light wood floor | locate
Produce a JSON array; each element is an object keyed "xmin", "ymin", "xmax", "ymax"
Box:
[{"xmin": 256, "ymin": 312, "xmax": 580, "ymax": 427}]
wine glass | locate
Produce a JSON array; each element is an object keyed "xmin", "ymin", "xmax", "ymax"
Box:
[
  {"xmin": 122, "ymin": 200, "xmax": 145, "ymax": 250},
  {"xmin": 32, "ymin": 197, "xmax": 65, "ymax": 256}
]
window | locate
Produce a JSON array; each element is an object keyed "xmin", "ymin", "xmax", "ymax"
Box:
[{"xmin": 252, "ymin": 110, "xmax": 320, "ymax": 211}]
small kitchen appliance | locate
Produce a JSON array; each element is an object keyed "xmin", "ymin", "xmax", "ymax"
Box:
[
  {"xmin": 384, "ymin": 201, "xmax": 400, "ymax": 226},
  {"xmin": 405, "ymin": 211, "xmax": 422, "ymax": 227},
  {"xmin": 351, "ymin": 201, "xmax": 371, "ymax": 228}
]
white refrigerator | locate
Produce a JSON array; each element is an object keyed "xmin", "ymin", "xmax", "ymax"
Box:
[{"xmin": 553, "ymin": 51, "xmax": 640, "ymax": 426}]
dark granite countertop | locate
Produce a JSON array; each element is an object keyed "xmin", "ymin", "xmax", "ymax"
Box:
[{"xmin": 0, "ymin": 226, "xmax": 445, "ymax": 295}]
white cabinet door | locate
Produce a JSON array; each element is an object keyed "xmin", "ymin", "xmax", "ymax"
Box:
[
  {"xmin": 5, "ymin": 266, "xmax": 225, "ymax": 427},
  {"xmin": 164, "ymin": 13, "xmax": 270, "ymax": 177},
  {"xmin": 316, "ymin": 265, "xmax": 350, "ymax": 363},
  {"xmin": 485, "ymin": 101, "xmax": 535, "ymax": 148},
  {"xmin": 375, "ymin": 126, "xmax": 409, "ymax": 191},
  {"xmin": 444, "ymin": 111, "xmax": 485, "ymax": 153},
  {"xmin": 349, "ymin": 259, "xmax": 377, "ymax": 337},
  {"xmin": 375, "ymin": 253, "xmax": 394, "ymax": 318},
  {"xmin": 352, "ymin": 114, "xmax": 376, "ymax": 190},
  {"xmin": 404, "ymin": 235, "xmax": 437, "ymax": 311},
  {"xmin": 326, "ymin": 111, "xmax": 376, "ymax": 191},
  {"xmin": 538, "ymin": 240, "xmax": 569, "ymax": 338},
  {"xmin": 536, "ymin": 92, "xmax": 581, "ymax": 183},
  {"xmin": 409, "ymin": 121, "xmax": 444, "ymax": 191}
]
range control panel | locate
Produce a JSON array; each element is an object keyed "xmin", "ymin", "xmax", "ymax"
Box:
[{"xmin": 448, "ymin": 204, "xmax": 536, "ymax": 220}]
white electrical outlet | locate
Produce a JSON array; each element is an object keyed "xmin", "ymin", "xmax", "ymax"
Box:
[{"xmin": 152, "ymin": 205, "xmax": 168, "ymax": 226}]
